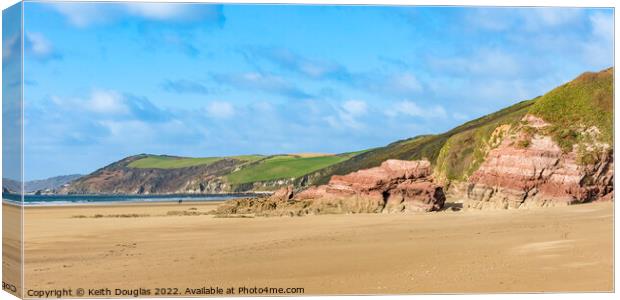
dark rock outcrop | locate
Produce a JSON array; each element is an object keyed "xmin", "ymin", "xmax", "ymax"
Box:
[{"xmin": 214, "ymin": 159, "xmax": 445, "ymax": 216}]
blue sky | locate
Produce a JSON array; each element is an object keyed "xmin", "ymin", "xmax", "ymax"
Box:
[{"xmin": 8, "ymin": 2, "xmax": 615, "ymax": 180}]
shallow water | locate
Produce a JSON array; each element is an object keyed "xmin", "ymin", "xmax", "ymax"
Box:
[{"xmin": 2, "ymin": 193, "xmax": 257, "ymax": 206}]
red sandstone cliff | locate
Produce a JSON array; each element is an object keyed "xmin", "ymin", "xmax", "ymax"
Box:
[
  {"xmin": 465, "ymin": 115, "xmax": 613, "ymax": 209},
  {"xmin": 214, "ymin": 159, "xmax": 445, "ymax": 216}
]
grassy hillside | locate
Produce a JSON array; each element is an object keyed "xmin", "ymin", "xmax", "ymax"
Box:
[
  {"xmin": 433, "ymin": 99, "xmax": 534, "ymax": 181},
  {"xmin": 307, "ymin": 67, "xmax": 612, "ymax": 184},
  {"xmin": 529, "ymin": 67, "xmax": 613, "ymax": 151},
  {"xmin": 226, "ymin": 153, "xmax": 361, "ymax": 184},
  {"xmin": 126, "ymin": 152, "xmax": 365, "ymax": 186},
  {"xmin": 307, "ymin": 98, "xmax": 535, "ymax": 185},
  {"xmin": 128, "ymin": 155, "xmax": 264, "ymax": 169}
]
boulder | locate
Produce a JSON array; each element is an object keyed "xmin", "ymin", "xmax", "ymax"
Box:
[{"xmin": 271, "ymin": 185, "xmax": 294, "ymax": 201}]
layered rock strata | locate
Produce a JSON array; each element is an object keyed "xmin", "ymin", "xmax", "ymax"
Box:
[
  {"xmin": 465, "ymin": 115, "xmax": 613, "ymax": 209},
  {"xmin": 214, "ymin": 159, "xmax": 445, "ymax": 216}
]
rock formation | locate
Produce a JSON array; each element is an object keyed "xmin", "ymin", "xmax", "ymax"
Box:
[
  {"xmin": 214, "ymin": 159, "xmax": 445, "ymax": 216},
  {"xmin": 465, "ymin": 115, "xmax": 613, "ymax": 209},
  {"xmin": 59, "ymin": 155, "xmax": 240, "ymax": 195}
]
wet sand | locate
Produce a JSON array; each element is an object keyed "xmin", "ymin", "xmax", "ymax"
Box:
[{"xmin": 5, "ymin": 201, "xmax": 614, "ymax": 295}]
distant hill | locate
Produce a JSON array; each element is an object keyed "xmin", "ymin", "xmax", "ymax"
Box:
[
  {"xmin": 59, "ymin": 67, "xmax": 613, "ymax": 195},
  {"xmin": 2, "ymin": 178, "xmax": 21, "ymax": 193},
  {"xmin": 25, "ymin": 174, "xmax": 84, "ymax": 193},
  {"xmin": 59, "ymin": 152, "xmax": 366, "ymax": 194},
  {"xmin": 3, "ymin": 174, "xmax": 83, "ymax": 194}
]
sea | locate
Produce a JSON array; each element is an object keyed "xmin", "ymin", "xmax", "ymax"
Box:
[{"xmin": 1, "ymin": 193, "xmax": 258, "ymax": 206}]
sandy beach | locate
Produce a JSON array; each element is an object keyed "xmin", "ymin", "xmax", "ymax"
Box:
[{"xmin": 4, "ymin": 200, "xmax": 613, "ymax": 295}]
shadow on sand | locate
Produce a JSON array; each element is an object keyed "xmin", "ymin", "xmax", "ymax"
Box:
[{"xmin": 442, "ymin": 202, "xmax": 463, "ymax": 212}]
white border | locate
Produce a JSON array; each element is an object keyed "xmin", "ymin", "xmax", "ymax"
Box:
[{"xmin": 0, "ymin": 1, "xmax": 617, "ymax": 300}]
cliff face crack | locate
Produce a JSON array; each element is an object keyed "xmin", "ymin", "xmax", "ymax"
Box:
[{"xmin": 380, "ymin": 190, "xmax": 391, "ymax": 213}]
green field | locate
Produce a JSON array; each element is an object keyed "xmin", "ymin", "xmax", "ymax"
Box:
[
  {"xmin": 128, "ymin": 155, "xmax": 263, "ymax": 169},
  {"xmin": 226, "ymin": 154, "xmax": 358, "ymax": 184}
]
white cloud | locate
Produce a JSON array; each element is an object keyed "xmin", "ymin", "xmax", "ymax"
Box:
[
  {"xmin": 524, "ymin": 8, "xmax": 583, "ymax": 30},
  {"xmin": 99, "ymin": 120, "xmax": 152, "ymax": 142},
  {"xmin": 326, "ymin": 100, "xmax": 369, "ymax": 130},
  {"xmin": 342, "ymin": 100, "xmax": 367, "ymax": 116},
  {"xmin": 466, "ymin": 9, "xmax": 511, "ymax": 31},
  {"xmin": 452, "ymin": 112, "xmax": 469, "ymax": 121},
  {"xmin": 579, "ymin": 12, "xmax": 613, "ymax": 68},
  {"xmin": 468, "ymin": 8, "xmax": 584, "ymax": 32},
  {"xmin": 55, "ymin": 89, "xmax": 171, "ymax": 122},
  {"xmin": 26, "ymin": 32, "xmax": 53, "ymax": 56},
  {"xmin": 299, "ymin": 62, "xmax": 333, "ymax": 78},
  {"xmin": 125, "ymin": 3, "xmax": 218, "ymax": 22},
  {"xmin": 213, "ymin": 72, "xmax": 312, "ymax": 99},
  {"xmin": 50, "ymin": 2, "xmax": 224, "ymax": 27},
  {"xmin": 24, "ymin": 32, "xmax": 61, "ymax": 62},
  {"xmin": 52, "ymin": 3, "xmax": 115, "ymax": 27},
  {"xmin": 390, "ymin": 72, "xmax": 423, "ymax": 93},
  {"xmin": 2, "ymin": 34, "xmax": 18, "ymax": 60},
  {"xmin": 125, "ymin": 3, "xmax": 188, "ymax": 20},
  {"xmin": 429, "ymin": 48, "xmax": 522, "ymax": 78},
  {"xmin": 86, "ymin": 90, "xmax": 130, "ymax": 115},
  {"xmin": 590, "ymin": 12, "xmax": 613, "ymax": 41},
  {"xmin": 252, "ymin": 47, "xmax": 347, "ymax": 80},
  {"xmin": 206, "ymin": 101, "xmax": 235, "ymax": 118},
  {"xmin": 385, "ymin": 100, "xmax": 447, "ymax": 119},
  {"xmin": 357, "ymin": 72, "xmax": 425, "ymax": 97}
]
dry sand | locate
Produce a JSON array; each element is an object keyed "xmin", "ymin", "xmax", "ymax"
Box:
[
  {"xmin": 2, "ymin": 202, "xmax": 22, "ymax": 297},
  {"xmin": 3, "ymin": 201, "xmax": 614, "ymax": 295}
]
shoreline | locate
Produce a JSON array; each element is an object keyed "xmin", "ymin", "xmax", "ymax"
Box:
[
  {"xmin": 2, "ymin": 192, "xmax": 264, "ymax": 207},
  {"xmin": 2, "ymin": 199, "xmax": 227, "ymax": 208}
]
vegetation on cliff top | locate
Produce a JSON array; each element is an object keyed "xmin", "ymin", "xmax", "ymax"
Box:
[
  {"xmin": 432, "ymin": 99, "xmax": 534, "ymax": 181},
  {"xmin": 226, "ymin": 152, "xmax": 363, "ymax": 184},
  {"xmin": 529, "ymin": 67, "xmax": 613, "ymax": 151},
  {"xmin": 125, "ymin": 152, "xmax": 366, "ymax": 186},
  {"xmin": 128, "ymin": 155, "xmax": 264, "ymax": 169}
]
